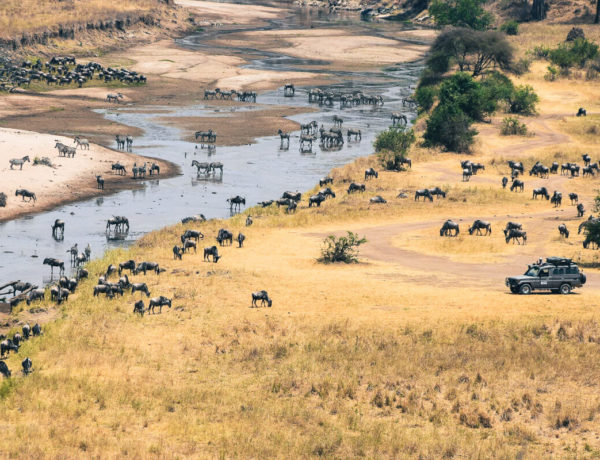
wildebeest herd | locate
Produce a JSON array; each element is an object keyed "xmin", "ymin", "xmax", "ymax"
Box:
[{"xmin": 0, "ymin": 55, "xmax": 146, "ymax": 92}]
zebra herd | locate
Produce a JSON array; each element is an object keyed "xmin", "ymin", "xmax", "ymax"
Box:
[
  {"xmin": 203, "ymin": 88, "xmax": 257, "ymax": 102},
  {"xmin": 307, "ymin": 88, "xmax": 384, "ymax": 109},
  {"xmin": 115, "ymin": 134, "xmax": 133, "ymax": 151},
  {"xmin": 277, "ymin": 116, "xmax": 362, "ymax": 153}
]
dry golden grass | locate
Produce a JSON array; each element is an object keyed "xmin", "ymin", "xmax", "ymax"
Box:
[{"xmin": 0, "ymin": 0, "xmax": 162, "ymax": 38}]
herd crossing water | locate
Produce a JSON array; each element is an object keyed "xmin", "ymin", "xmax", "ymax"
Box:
[{"xmin": 0, "ymin": 7, "xmax": 423, "ymax": 287}]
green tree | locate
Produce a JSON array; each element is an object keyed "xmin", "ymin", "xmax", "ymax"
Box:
[
  {"xmin": 318, "ymin": 232, "xmax": 367, "ymax": 264},
  {"xmin": 414, "ymin": 85, "xmax": 437, "ymax": 112},
  {"xmin": 424, "ymin": 101, "xmax": 478, "ymax": 152},
  {"xmin": 429, "ymin": 0, "xmax": 493, "ymax": 30},
  {"xmin": 506, "ymin": 85, "xmax": 538, "ymax": 115},
  {"xmin": 375, "ymin": 127, "xmax": 416, "ymax": 171}
]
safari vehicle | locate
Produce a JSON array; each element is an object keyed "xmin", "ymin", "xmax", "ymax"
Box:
[{"xmin": 505, "ymin": 257, "xmax": 586, "ymax": 295}]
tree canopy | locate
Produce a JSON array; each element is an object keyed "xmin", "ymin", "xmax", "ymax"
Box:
[{"xmin": 429, "ymin": 0, "xmax": 493, "ymax": 30}]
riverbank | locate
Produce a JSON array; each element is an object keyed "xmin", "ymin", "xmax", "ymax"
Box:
[{"xmin": 0, "ymin": 128, "xmax": 178, "ymax": 222}]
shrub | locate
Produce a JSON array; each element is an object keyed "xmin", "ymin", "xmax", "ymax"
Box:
[
  {"xmin": 0, "ymin": 193, "xmax": 6, "ymax": 207},
  {"xmin": 532, "ymin": 45, "xmax": 550, "ymax": 59},
  {"xmin": 500, "ymin": 20, "xmax": 519, "ymax": 35},
  {"xmin": 318, "ymin": 232, "xmax": 367, "ymax": 264},
  {"xmin": 501, "ymin": 117, "xmax": 528, "ymax": 135},
  {"xmin": 424, "ymin": 101, "xmax": 478, "ymax": 152},
  {"xmin": 511, "ymin": 57, "xmax": 531, "ymax": 75},
  {"xmin": 375, "ymin": 127, "xmax": 416, "ymax": 171},
  {"xmin": 507, "ymin": 85, "xmax": 538, "ymax": 115},
  {"xmin": 566, "ymin": 27, "xmax": 585, "ymax": 42},
  {"xmin": 544, "ymin": 65, "xmax": 558, "ymax": 81},
  {"xmin": 549, "ymin": 38, "xmax": 599, "ymax": 69},
  {"xmin": 429, "ymin": 0, "xmax": 493, "ymax": 30},
  {"xmin": 415, "ymin": 85, "xmax": 437, "ymax": 112}
]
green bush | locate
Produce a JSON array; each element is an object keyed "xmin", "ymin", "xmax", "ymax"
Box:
[
  {"xmin": 318, "ymin": 232, "xmax": 367, "ymax": 264},
  {"xmin": 532, "ymin": 45, "xmax": 550, "ymax": 59},
  {"xmin": 375, "ymin": 127, "xmax": 416, "ymax": 171},
  {"xmin": 544, "ymin": 65, "xmax": 558, "ymax": 81},
  {"xmin": 415, "ymin": 85, "xmax": 437, "ymax": 112},
  {"xmin": 424, "ymin": 101, "xmax": 478, "ymax": 152},
  {"xmin": 548, "ymin": 38, "xmax": 599, "ymax": 69},
  {"xmin": 429, "ymin": 0, "xmax": 493, "ymax": 30},
  {"xmin": 500, "ymin": 117, "xmax": 528, "ymax": 135},
  {"xmin": 507, "ymin": 85, "xmax": 539, "ymax": 115},
  {"xmin": 500, "ymin": 20, "xmax": 519, "ymax": 35}
]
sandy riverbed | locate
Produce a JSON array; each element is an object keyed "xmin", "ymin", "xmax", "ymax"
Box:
[{"xmin": 0, "ymin": 128, "xmax": 175, "ymax": 222}]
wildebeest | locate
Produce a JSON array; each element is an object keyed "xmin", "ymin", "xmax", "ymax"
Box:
[
  {"xmin": 237, "ymin": 233, "xmax": 245, "ymax": 248},
  {"xmin": 181, "ymin": 229, "xmax": 204, "ymax": 243},
  {"xmin": 26, "ymin": 288, "xmax": 45, "ymax": 306},
  {"xmin": 286, "ymin": 201, "xmax": 297, "ymax": 213},
  {"xmin": 440, "ymin": 220, "xmax": 460, "ymax": 237},
  {"xmin": 258, "ymin": 200, "xmax": 274, "ymax": 208},
  {"xmin": 370, "ymin": 196, "xmax": 387, "ymax": 204},
  {"xmin": 1, "ymin": 339, "xmax": 18, "ymax": 357},
  {"xmin": 365, "ymin": 168, "xmax": 378, "ymax": 180},
  {"xmin": 227, "ymin": 195, "xmax": 246, "ymax": 212},
  {"xmin": 118, "ymin": 259, "xmax": 136, "ymax": 275},
  {"xmin": 216, "ymin": 229, "xmax": 233, "ymax": 246},
  {"xmin": 204, "ymin": 246, "xmax": 220, "ymax": 262},
  {"xmin": 12, "ymin": 281, "xmax": 32, "ymax": 296},
  {"xmin": 251, "ymin": 290, "xmax": 272, "ymax": 307},
  {"xmin": 93, "ymin": 284, "xmax": 114, "ymax": 297},
  {"xmin": 583, "ymin": 166, "xmax": 595, "ymax": 177},
  {"xmin": 319, "ymin": 187, "xmax": 336, "ymax": 199},
  {"xmin": 246, "ymin": 216, "xmax": 253, "ymax": 227},
  {"xmin": 12, "ymin": 333, "xmax": 22, "ymax": 347},
  {"xmin": 112, "ymin": 162, "xmax": 127, "ymax": 175},
  {"xmin": 501, "ymin": 177, "xmax": 508, "ymax": 189},
  {"xmin": 173, "ymin": 245, "xmax": 183, "ymax": 260},
  {"xmin": 22, "ymin": 358, "xmax": 32, "ymax": 376},
  {"xmin": 469, "ymin": 220, "xmax": 492, "ymax": 236},
  {"xmin": 577, "ymin": 107, "xmax": 587, "ymax": 117},
  {"xmin": 148, "ymin": 296, "xmax": 171, "ymax": 314},
  {"xmin": 183, "ymin": 239, "xmax": 197, "ymax": 253},
  {"xmin": 347, "ymin": 183, "xmax": 366, "ymax": 194},
  {"xmin": 32, "ymin": 323, "xmax": 42, "ymax": 336},
  {"xmin": 558, "ymin": 224, "xmax": 569, "ymax": 238},
  {"xmin": 133, "ymin": 300, "xmax": 145, "ymax": 316},
  {"xmin": 118, "ymin": 274, "xmax": 130, "ymax": 289},
  {"xmin": 0, "ymin": 361, "xmax": 10, "ymax": 378},
  {"xmin": 131, "ymin": 283, "xmax": 150, "ymax": 297},
  {"xmin": 569, "ymin": 193, "xmax": 578, "ymax": 204},
  {"xmin": 577, "ymin": 203, "xmax": 585, "ymax": 217},
  {"xmin": 43, "ymin": 258, "xmax": 64, "ymax": 275},
  {"xmin": 51, "ymin": 219, "xmax": 65, "ymax": 239},
  {"xmin": 551, "ymin": 191, "xmax": 562, "ymax": 207},
  {"xmin": 282, "ymin": 191, "xmax": 301, "ymax": 202},
  {"xmin": 532, "ymin": 187, "xmax": 549, "ymax": 200},
  {"xmin": 309, "ymin": 193, "xmax": 326, "ymax": 207},
  {"xmin": 550, "ymin": 162, "xmax": 559, "ymax": 174},
  {"xmin": 414, "ymin": 189, "xmax": 433, "ymax": 202},
  {"xmin": 505, "ymin": 229, "xmax": 527, "ymax": 244},
  {"xmin": 181, "ymin": 214, "xmax": 206, "ymax": 224},
  {"xmin": 429, "ymin": 187, "xmax": 446, "ymax": 199},
  {"xmin": 320, "ymin": 177, "xmax": 333, "ymax": 187},
  {"xmin": 462, "ymin": 167, "xmax": 472, "ymax": 182},
  {"xmin": 347, "ymin": 129, "xmax": 361, "ymax": 142},
  {"xmin": 508, "ymin": 161, "xmax": 524, "ymax": 174},
  {"xmin": 22, "ymin": 324, "xmax": 31, "ymax": 340},
  {"xmin": 510, "ymin": 179, "xmax": 524, "ymax": 192},
  {"xmin": 15, "ymin": 189, "xmax": 36, "ymax": 202},
  {"xmin": 583, "ymin": 153, "xmax": 591, "ymax": 166},
  {"xmin": 134, "ymin": 262, "xmax": 161, "ymax": 275}
]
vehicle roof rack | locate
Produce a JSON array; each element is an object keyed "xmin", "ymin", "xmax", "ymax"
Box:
[{"xmin": 546, "ymin": 257, "xmax": 572, "ymax": 266}]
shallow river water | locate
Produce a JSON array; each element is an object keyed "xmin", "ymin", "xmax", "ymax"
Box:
[{"xmin": 0, "ymin": 7, "xmax": 423, "ymax": 287}]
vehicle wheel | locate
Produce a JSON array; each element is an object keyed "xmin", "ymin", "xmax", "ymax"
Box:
[
  {"xmin": 519, "ymin": 284, "xmax": 532, "ymax": 295},
  {"xmin": 510, "ymin": 287, "xmax": 518, "ymax": 294},
  {"xmin": 560, "ymin": 283, "xmax": 571, "ymax": 295}
]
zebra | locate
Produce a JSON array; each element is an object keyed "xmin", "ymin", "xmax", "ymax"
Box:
[
  {"xmin": 9, "ymin": 156, "xmax": 30, "ymax": 170},
  {"xmin": 278, "ymin": 129, "xmax": 290, "ymax": 149},
  {"xmin": 391, "ymin": 113, "xmax": 407, "ymax": 126},
  {"xmin": 191, "ymin": 160, "xmax": 210, "ymax": 175},
  {"xmin": 332, "ymin": 115, "xmax": 343, "ymax": 127},
  {"xmin": 54, "ymin": 141, "xmax": 69, "ymax": 156},
  {"xmin": 126, "ymin": 135, "xmax": 133, "ymax": 151},
  {"xmin": 96, "ymin": 175, "xmax": 104, "ymax": 190},
  {"xmin": 106, "ymin": 92, "xmax": 123, "ymax": 103},
  {"xmin": 209, "ymin": 162, "xmax": 223, "ymax": 176},
  {"xmin": 115, "ymin": 135, "xmax": 125, "ymax": 150},
  {"xmin": 347, "ymin": 129, "xmax": 361, "ymax": 142},
  {"xmin": 74, "ymin": 136, "xmax": 89, "ymax": 149}
]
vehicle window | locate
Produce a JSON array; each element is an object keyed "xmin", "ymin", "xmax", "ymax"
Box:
[
  {"xmin": 525, "ymin": 267, "xmax": 539, "ymax": 277},
  {"xmin": 540, "ymin": 268, "xmax": 549, "ymax": 277},
  {"xmin": 553, "ymin": 268, "xmax": 564, "ymax": 275},
  {"xmin": 567, "ymin": 267, "xmax": 579, "ymax": 275}
]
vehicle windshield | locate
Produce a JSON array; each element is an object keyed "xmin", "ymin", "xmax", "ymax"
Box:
[{"xmin": 524, "ymin": 266, "xmax": 540, "ymax": 277}]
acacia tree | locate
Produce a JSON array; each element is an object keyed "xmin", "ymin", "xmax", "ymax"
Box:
[
  {"xmin": 427, "ymin": 28, "xmax": 514, "ymax": 77},
  {"xmin": 429, "ymin": 0, "xmax": 493, "ymax": 30}
]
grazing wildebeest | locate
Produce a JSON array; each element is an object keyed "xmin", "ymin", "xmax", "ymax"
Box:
[
  {"xmin": 246, "ymin": 216, "xmax": 253, "ymax": 227},
  {"xmin": 173, "ymin": 245, "xmax": 183, "ymax": 260},
  {"xmin": 501, "ymin": 177, "xmax": 508, "ymax": 189},
  {"xmin": 181, "ymin": 214, "xmax": 206, "ymax": 224},
  {"xmin": 550, "ymin": 162, "xmax": 559, "ymax": 174},
  {"xmin": 26, "ymin": 289, "xmax": 45, "ymax": 306},
  {"xmin": 0, "ymin": 361, "xmax": 10, "ymax": 378},
  {"xmin": 105, "ymin": 264, "xmax": 117, "ymax": 278},
  {"xmin": 569, "ymin": 164, "xmax": 580, "ymax": 177},
  {"xmin": 308, "ymin": 193, "xmax": 326, "ymax": 207},
  {"xmin": 577, "ymin": 107, "xmax": 587, "ymax": 117},
  {"xmin": 462, "ymin": 167, "xmax": 472, "ymax": 182},
  {"xmin": 204, "ymin": 246, "xmax": 220, "ymax": 262},
  {"xmin": 510, "ymin": 179, "xmax": 524, "ymax": 192},
  {"xmin": 237, "ymin": 233, "xmax": 245, "ymax": 248},
  {"xmin": 93, "ymin": 284, "xmax": 114, "ymax": 297},
  {"xmin": 227, "ymin": 195, "xmax": 246, "ymax": 212},
  {"xmin": 440, "ymin": 220, "xmax": 460, "ymax": 237},
  {"xmin": 9, "ymin": 155, "xmax": 30, "ymax": 170},
  {"xmin": 282, "ymin": 191, "xmax": 301, "ymax": 202},
  {"xmin": 148, "ymin": 296, "xmax": 171, "ymax": 314},
  {"xmin": 365, "ymin": 168, "xmax": 378, "ymax": 180},
  {"xmin": 583, "ymin": 166, "xmax": 595, "ymax": 177},
  {"xmin": 181, "ymin": 230, "xmax": 204, "ymax": 242},
  {"xmin": 182, "ymin": 239, "xmax": 197, "ymax": 253},
  {"xmin": 134, "ymin": 262, "xmax": 160, "ymax": 275},
  {"xmin": 133, "ymin": 300, "xmax": 145, "ymax": 316},
  {"xmin": 532, "ymin": 187, "xmax": 549, "ymax": 200},
  {"xmin": 74, "ymin": 136, "xmax": 89, "ymax": 150},
  {"xmin": 503, "ymin": 222, "xmax": 522, "ymax": 235},
  {"xmin": 583, "ymin": 153, "xmax": 591, "ymax": 166},
  {"xmin": 277, "ymin": 198, "xmax": 293, "ymax": 208},
  {"xmin": 148, "ymin": 163, "xmax": 160, "ymax": 176},
  {"xmin": 505, "ymin": 229, "xmax": 527, "ymax": 244},
  {"xmin": 415, "ymin": 189, "xmax": 433, "ymax": 202},
  {"xmin": 118, "ymin": 274, "xmax": 130, "ymax": 289},
  {"xmin": 22, "ymin": 324, "xmax": 31, "ymax": 340},
  {"xmin": 558, "ymin": 224, "xmax": 570, "ymax": 238},
  {"xmin": 22, "ymin": 358, "xmax": 32, "ymax": 376},
  {"xmin": 32, "ymin": 323, "xmax": 42, "ymax": 336},
  {"xmin": 320, "ymin": 177, "xmax": 333, "ymax": 187},
  {"xmin": 286, "ymin": 201, "xmax": 297, "ymax": 214},
  {"xmin": 106, "ymin": 92, "xmax": 124, "ymax": 103},
  {"xmin": 118, "ymin": 259, "xmax": 136, "ymax": 276},
  {"xmin": 15, "ymin": 189, "xmax": 36, "ymax": 202},
  {"xmin": 131, "ymin": 283, "xmax": 151, "ymax": 297},
  {"xmin": 77, "ymin": 268, "xmax": 89, "ymax": 280},
  {"xmin": 1, "ymin": 339, "xmax": 18, "ymax": 357},
  {"xmin": 569, "ymin": 193, "xmax": 578, "ymax": 204},
  {"xmin": 251, "ymin": 290, "xmax": 272, "ymax": 308},
  {"xmin": 259, "ymin": 200, "xmax": 274, "ymax": 208},
  {"xmin": 508, "ymin": 161, "xmax": 524, "ymax": 174},
  {"xmin": 469, "ymin": 220, "xmax": 492, "ymax": 236},
  {"xmin": 43, "ymin": 258, "xmax": 64, "ymax": 276},
  {"xmin": 319, "ymin": 187, "xmax": 335, "ymax": 199},
  {"xmin": 347, "ymin": 183, "xmax": 366, "ymax": 194},
  {"xmin": 278, "ymin": 129, "xmax": 290, "ymax": 149},
  {"xmin": 96, "ymin": 175, "xmax": 104, "ymax": 190},
  {"xmin": 50, "ymin": 219, "xmax": 65, "ymax": 239},
  {"xmin": 216, "ymin": 229, "xmax": 233, "ymax": 246},
  {"xmin": 577, "ymin": 203, "xmax": 585, "ymax": 217},
  {"xmin": 551, "ymin": 191, "xmax": 562, "ymax": 207},
  {"xmin": 59, "ymin": 276, "xmax": 78, "ymax": 293},
  {"xmin": 370, "ymin": 196, "xmax": 387, "ymax": 204}
]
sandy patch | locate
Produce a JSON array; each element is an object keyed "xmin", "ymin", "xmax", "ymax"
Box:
[
  {"xmin": 175, "ymin": 0, "xmax": 283, "ymax": 23},
  {"xmin": 0, "ymin": 128, "xmax": 175, "ymax": 222}
]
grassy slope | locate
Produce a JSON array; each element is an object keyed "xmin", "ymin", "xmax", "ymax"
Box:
[{"xmin": 3, "ymin": 23, "xmax": 600, "ymax": 459}]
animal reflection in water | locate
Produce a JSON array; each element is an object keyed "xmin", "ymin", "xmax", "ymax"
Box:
[{"xmin": 106, "ymin": 216, "xmax": 130, "ymax": 240}]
